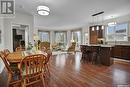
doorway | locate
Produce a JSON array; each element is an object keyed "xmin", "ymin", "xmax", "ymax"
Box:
[{"xmin": 12, "ymin": 24, "xmax": 29, "ymax": 51}]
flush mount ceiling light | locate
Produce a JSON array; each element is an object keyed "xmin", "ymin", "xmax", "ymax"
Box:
[
  {"xmin": 37, "ymin": 6, "xmax": 50, "ymax": 16},
  {"xmin": 108, "ymin": 22, "xmax": 117, "ymax": 26}
]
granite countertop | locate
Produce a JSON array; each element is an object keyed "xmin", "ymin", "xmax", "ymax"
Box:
[
  {"xmin": 113, "ymin": 44, "xmax": 130, "ymax": 46},
  {"xmin": 81, "ymin": 43, "xmax": 130, "ymax": 47},
  {"xmin": 100, "ymin": 45, "xmax": 114, "ymax": 47},
  {"xmin": 80, "ymin": 44, "xmax": 114, "ymax": 47}
]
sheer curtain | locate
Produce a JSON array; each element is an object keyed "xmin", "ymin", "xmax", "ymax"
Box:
[
  {"xmin": 71, "ymin": 30, "xmax": 81, "ymax": 47},
  {"xmin": 71, "ymin": 30, "xmax": 82, "ymax": 51},
  {"xmin": 55, "ymin": 31, "xmax": 67, "ymax": 49},
  {"xmin": 38, "ymin": 31, "xmax": 50, "ymax": 42}
]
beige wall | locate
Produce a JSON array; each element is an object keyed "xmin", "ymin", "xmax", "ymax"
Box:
[
  {"xmin": 0, "ymin": 18, "xmax": 4, "ymax": 50},
  {"xmin": 1, "ymin": 13, "xmax": 130, "ymax": 51},
  {"xmin": 3, "ymin": 12, "xmax": 34, "ymax": 51}
]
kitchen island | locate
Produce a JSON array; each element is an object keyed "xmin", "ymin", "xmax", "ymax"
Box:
[{"xmin": 80, "ymin": 44, "xmax": 114, "ymax": 66}]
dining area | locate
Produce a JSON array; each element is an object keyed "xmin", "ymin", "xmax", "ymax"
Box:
[
  {"xmin": 0, "ymin": 47, "xmax": 51, "ymax": 87},
  {"xmin": 1, "ymin": 47, "xmax": 130, "ymax": 87}
]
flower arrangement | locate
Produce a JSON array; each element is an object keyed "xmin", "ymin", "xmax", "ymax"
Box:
[{"xmin": 27, "ymin": 42, "xmax": 33, "ymax": 50}]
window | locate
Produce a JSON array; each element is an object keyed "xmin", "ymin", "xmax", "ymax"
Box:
[
  {"xmin": 71, "ymin": 30, "xmax": 82, "ymax": 47},
  {"xmin": 106, "ymin": 23, "xmax": 128, "ymax": 42},
  {"xmin": 84, "ymin": 33, "xmax": 88, "ymax": 44},
  {"xmin": 38, "ymin": 31, "xmax": 50, "ymax": 42},
  {"xmin": 55, "ymin": 31, "xmax": 67, "ymax": 48}
]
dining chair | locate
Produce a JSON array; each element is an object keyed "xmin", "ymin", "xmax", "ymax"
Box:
[
  {"xmin": 20, "ymin": 54, "xmax": 46, "ymax": 87},
  {"xmin": 80, "ymin": 45, "xmax": 91, "ymax": 63},
  {"xmin": 91, "ymin": 46, "xmax": 101, "ymax": 64},
  {"xmin": 44, "ymin": 53, "xmax": 52, "ymax": 77},
  {"xmin": 4, "ymin": 49, "xmax": 18, "ymax": 67},
  {"xmin": 39, "ymin": 42, "xmax": 50, "ymax": 51},
  {"xmin": 4, "ymin": 49, "xmax": 10, "ymax": 57},
  {"xmin": 67, "ymin": 42, "xmax": 76, "ymax": 53},
  {"xmin": 15, "ymin": 47, "xmax": 25, "ymax": 52},
  {"xmin": 0, "ymin": 51, "xmax": 21, "ymax": 87}
]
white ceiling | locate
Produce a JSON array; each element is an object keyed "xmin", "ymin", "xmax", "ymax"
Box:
[{"xmin": 15, "ymin": 0, "xmax": 130, "ymax": 29}]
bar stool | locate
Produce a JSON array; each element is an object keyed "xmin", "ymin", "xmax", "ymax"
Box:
[
  {"xmin": 91, "ymin": 46, "xmax": 101, "ymax": 64},
  {"xmin": 80, "ymin": 45, "xmax": 91, "ymax": 63}
]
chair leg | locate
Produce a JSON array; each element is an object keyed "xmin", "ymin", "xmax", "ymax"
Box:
[
  {"xmin": 21, "ymin": 79, "xmax": 26, "ymax": 87},
  {"xmin": 41, "ymin": 74, "xmax": 46, "ymax": 87},
  {"xmin": 7, "ymin": 73, "xmax": 12, "ymax": 87},
  {"xmin": 46, "ymin": 65, "xmax": 50, "ymax": 77}
]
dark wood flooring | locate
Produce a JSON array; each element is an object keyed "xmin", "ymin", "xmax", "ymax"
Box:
[{"xmin": 1, "ymin": 52, "xmax": 130, "ymax": 87}]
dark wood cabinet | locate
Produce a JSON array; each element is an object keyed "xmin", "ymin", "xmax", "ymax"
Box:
[
  {"xmin": 113, "ymin": 46, "xmax": 122, "ymax": 58},
  {"xmin": 90, "ymin": 28, "xmax": 97, "ymax": 44},
  {"xmin": 113, "ymin": 45, "xmax": 130, "ymax": 60},
  {"xmin": 90, "ymin": 25, "xmax": 103, "ymax": 44},
  {"xmin": 97, "ymin": 28, "xmax": 103, "ymax": 38},
  {"xmin": 100, "ymin": 47, "xmax": 114, "ymax": 66}
]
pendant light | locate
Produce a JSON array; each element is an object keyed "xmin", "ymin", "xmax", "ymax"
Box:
[
  {"xmin": 96, "ymin": 15, "xmax": 99, "ymax": 30},
  {"xmin": 101, "ymin": 13, "xmax": 104, "ymax": 30},
  {"xmin": 92, "ymin": 27, "xmax": 95, "ymax": 31},
  {"xmin": 96, "ymin": 26, "xmax": 99, "ymax": 30},
  {"xmin": 91, "ymin": 11, "xmax": 104, "ymax": 31},
  {"xmin": 92, "ymin": 14, "xmax": 95, "ymax": 31}
]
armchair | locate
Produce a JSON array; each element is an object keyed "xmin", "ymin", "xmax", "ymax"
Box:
[
  {"xmin": 39, "ymin": 42, "xmax": 50, "ymax": 51},
  {"xmin": 67, "ymin": 42, "xmax": 76, "ymax": 53},
  {"xmin": 39, "ymin": 42, "xmax": 52, "ymax": 56},
  {"xmin": 51, "ymin": 43, "xmax": 61, "ymax": 51}
]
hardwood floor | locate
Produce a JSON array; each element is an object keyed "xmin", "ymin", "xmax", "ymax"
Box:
[
  {"xmin": 47, "ymin": 52, "xmax": 130, "ymax": 87},
  {"xmin": 0, "ymin": 52, "xmax": 130, "ymax": 87}
]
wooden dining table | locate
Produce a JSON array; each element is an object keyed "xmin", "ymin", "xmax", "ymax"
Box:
[
  {"xmin": 6, "ymin": 50, "xmax": 48, "ymax": 63},
  {"xmin": 6, "ymin": 51, "xmax": 24, "ymax": 63}
]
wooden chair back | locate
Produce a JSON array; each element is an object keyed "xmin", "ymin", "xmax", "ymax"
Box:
[
  {"xmin": 0, "ymin": 51, "xmax": 12, "ymax": 74},
  {"xmin": 3, "ymin": 49, "xmax": 10, "ymax": 57},
  {"xmin": 45, "ymin": 53, "xmax": 51, "ymax": 64},
  {"xmin": 40, "ymin": 42, "xmax": 50, "ymax": 51},
  {"xmin": 44, "ymin": 53, "xmax": 51, "ymax": 77},
  {"xmin": 20, "ymin": 54, "xmax": 46, "ymax": 76},
  {"xmin": 0, "ymin": 51, "xmax": 5, "ymax": 58},
  {"xmin": 72, "ymin": 42, "xmax": 76, "ymax": 46},
  {"xmin": 0, "ymin": 51, "xmax": 21, "ymax": 87},
  {"xmin": 68, "ymin": 42, "xmax": 76, "ymax": 52},
  {"xmin": 15, "ymin": 47, "xmax": 25, "ymax": 52},
  {"xmin": 20, "ymin": 54, "xmax": 46, "ymax": 86}
]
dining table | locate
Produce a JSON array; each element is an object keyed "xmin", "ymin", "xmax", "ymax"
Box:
[{"xmin": 6, "ymin": 50, "xmax": 48, "ymax": 64}]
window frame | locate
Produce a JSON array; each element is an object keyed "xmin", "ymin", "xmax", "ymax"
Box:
[
  {"xmin": 105, "ymin": 22, "xmax": 128, "ymax": 42},
  {"xmin": 71, "ymin": 29, "xmax": 82, "ymax": 47},
  {"xmin": 38, "ymin": 30, "xmax": 50, "ymax": 42},
  {"xmin": 54, "ymin": 31, "xmax": 67, "ymax": 46}
]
